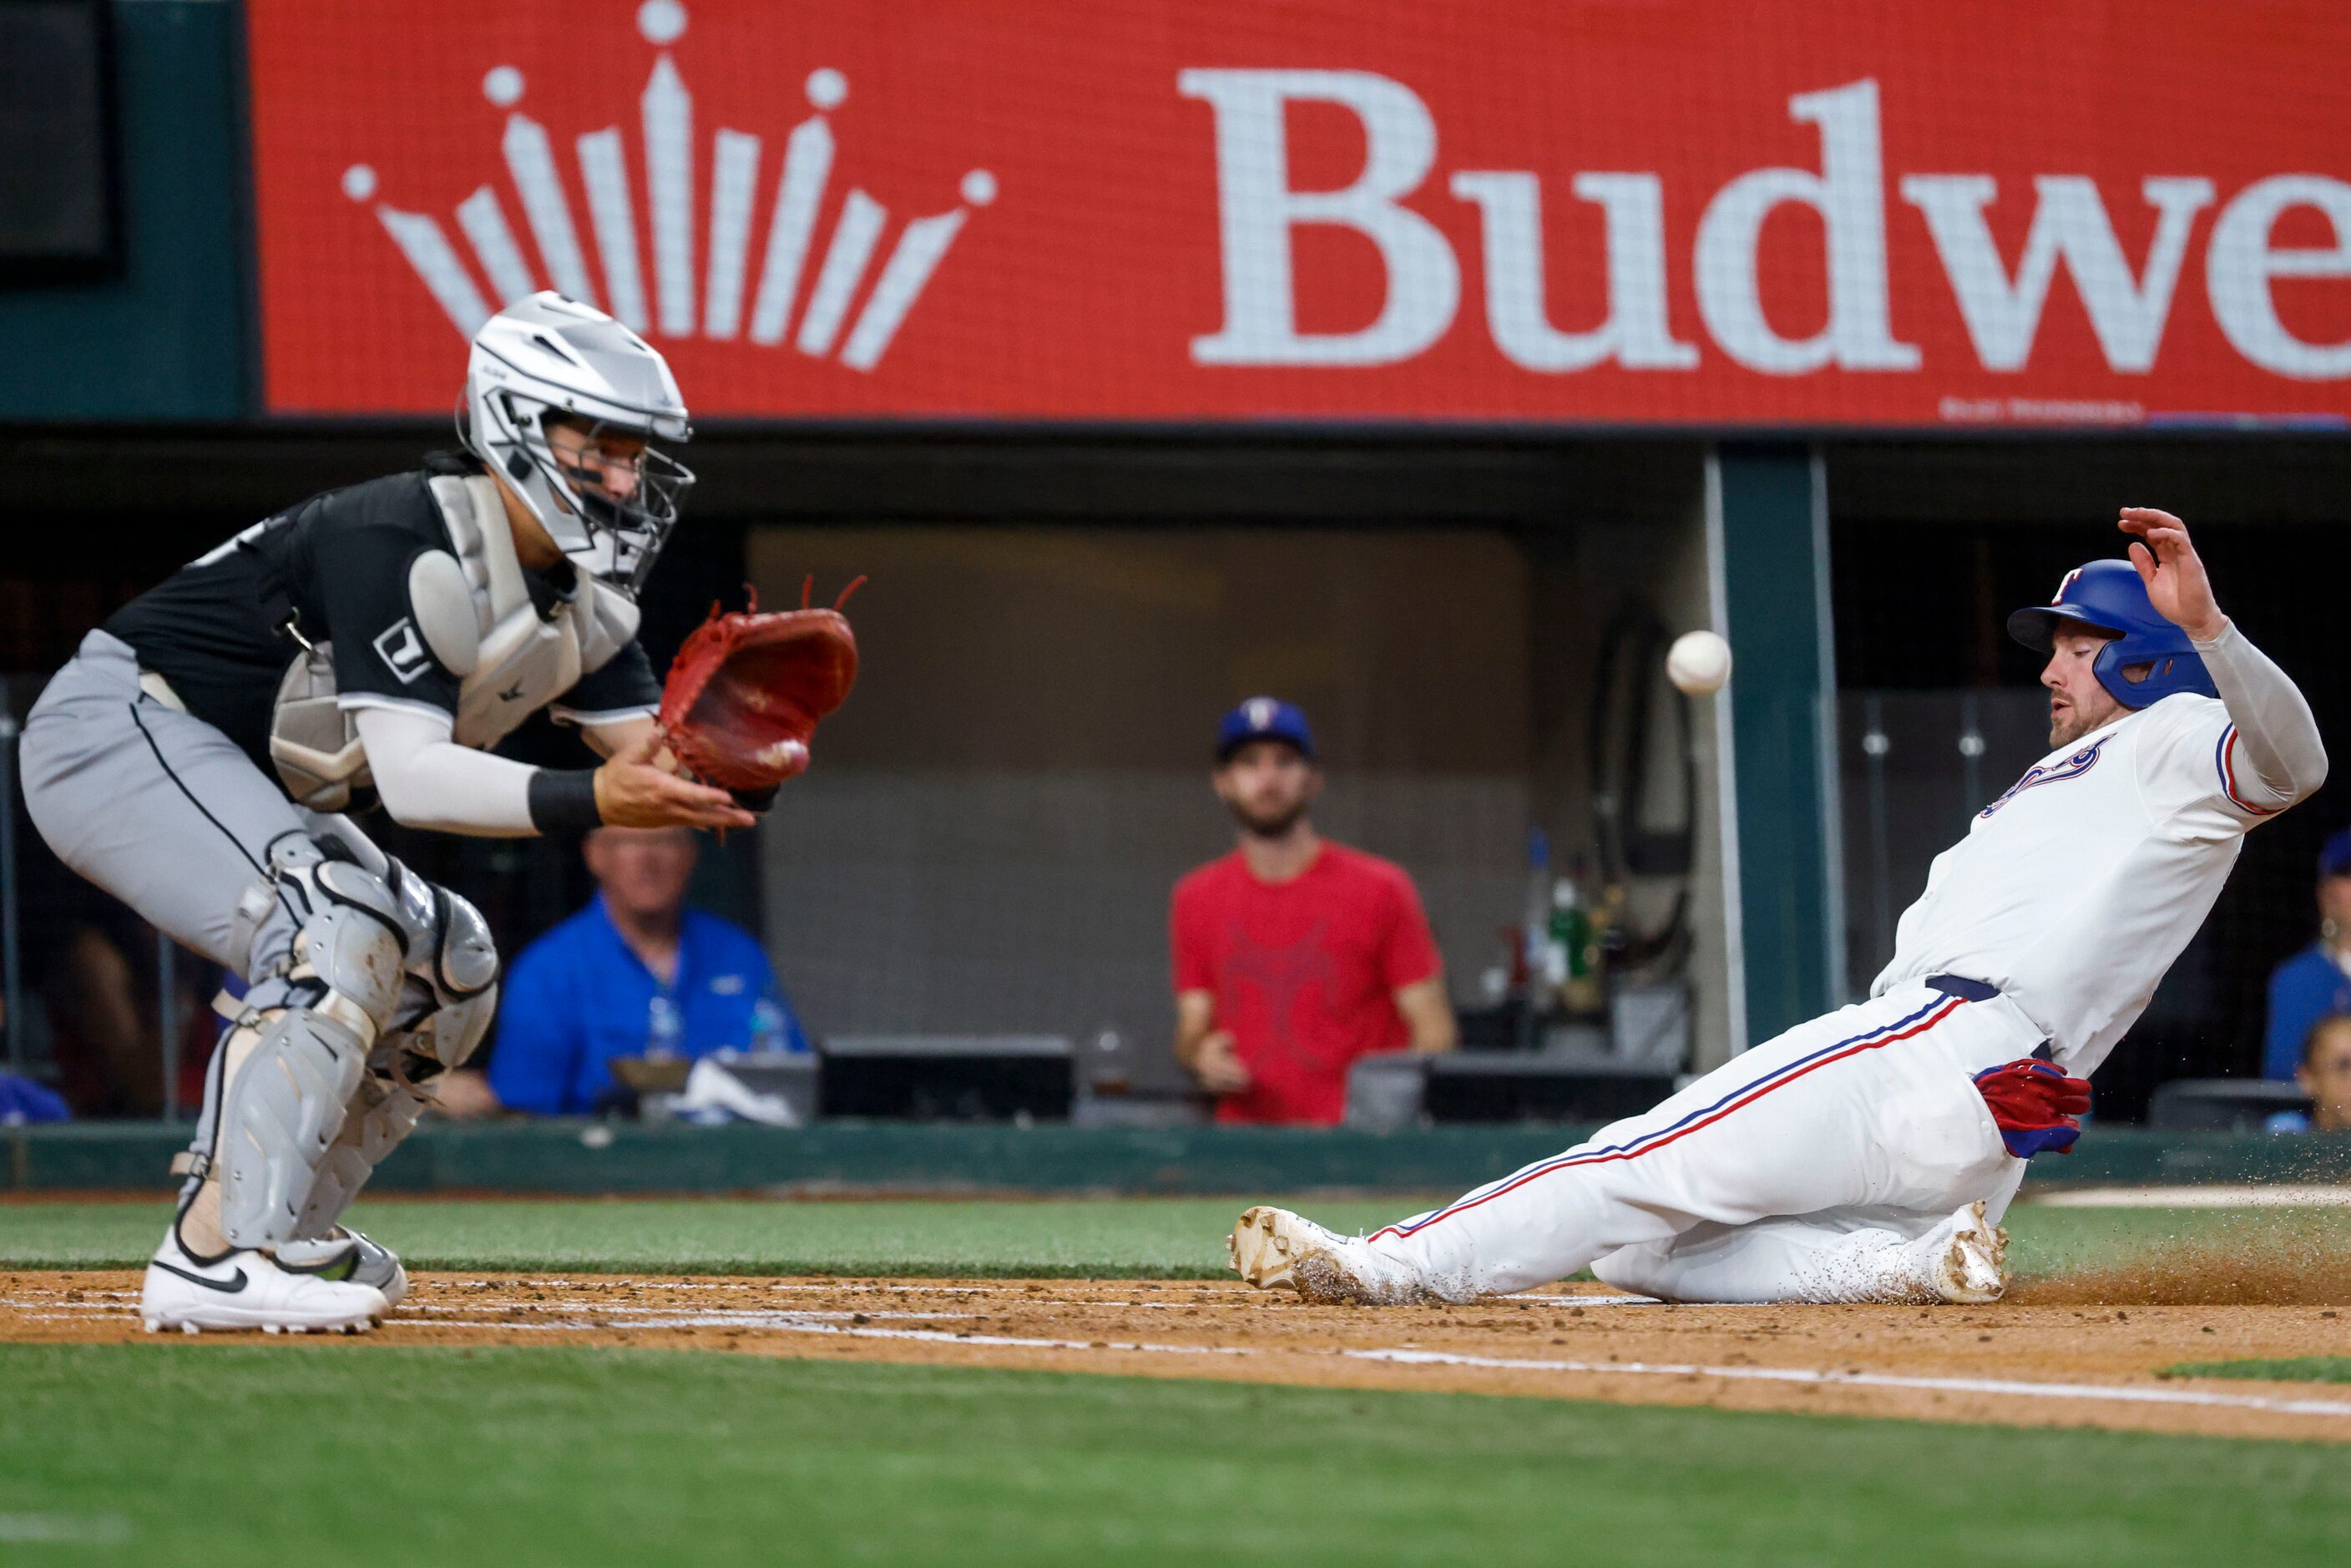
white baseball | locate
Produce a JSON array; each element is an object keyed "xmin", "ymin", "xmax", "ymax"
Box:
[{"xmin": 1666, "ymin": 630, "xmax": 1732, "ymax": 695}]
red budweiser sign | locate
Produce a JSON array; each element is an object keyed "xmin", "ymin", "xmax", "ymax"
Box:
[{"xmin": 248, "ymin": 0, "xmax": 2351, "ymax": 427}]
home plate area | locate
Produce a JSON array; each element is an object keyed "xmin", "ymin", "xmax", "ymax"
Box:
[{"xmin": 4, "ymin": 1272, "xmax": 2347, "ymax": 1443}]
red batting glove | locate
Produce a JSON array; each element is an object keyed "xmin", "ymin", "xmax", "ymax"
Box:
[{"xmin": 1973, "ymin": 1058, "xmax": 2093, "ymax": 1158}]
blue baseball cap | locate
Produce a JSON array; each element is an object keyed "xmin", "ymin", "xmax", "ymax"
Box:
[
  {"xmin": 2319, "ymin": 827, "xmax": 2351, "ymax": 881},
  {"xmin": 1216, "ymin": 696, "xmax": 1315, "ymax": 763}
]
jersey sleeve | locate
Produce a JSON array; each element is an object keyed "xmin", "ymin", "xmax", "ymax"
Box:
[
  {"xmin": 2134, "ymin": 696, "xmax": 2279, "ymax": 827},
  {"xmin": 321, "ymin": 523, "xmax": 462, "ymax": 724},
  {"xmin": 1378, "ymin": 871, "xmax": 1443, "ymax": 990},
  {"xmin": 2197, "ymin": 620, "xmax": 2328, "ymax": 817},
  {"xmin": 550, "ymin": 638, "xmax": 661, "ymax": 727}
]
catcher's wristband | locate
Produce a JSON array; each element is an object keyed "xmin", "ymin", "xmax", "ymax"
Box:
[{"xmin": 527, "ymin": 767, "xmax": 604, "ymax": 833}]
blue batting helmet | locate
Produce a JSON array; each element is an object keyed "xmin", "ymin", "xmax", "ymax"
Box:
[{"xmin": 2006, "ymin": 559, "xmax": 2217, "ymax": 710}]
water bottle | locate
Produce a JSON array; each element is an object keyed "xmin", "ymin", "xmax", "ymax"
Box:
[
  {"xmin": 1552, "ymin": 877, "xmax": 1601, "ymax": 1014},
  {"xmin": 1521, "ymin": 828, "xmax": 1553, "ymax": 990}
]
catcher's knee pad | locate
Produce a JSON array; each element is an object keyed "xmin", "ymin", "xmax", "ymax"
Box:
[
  {"xmin": 239, "ymin": 837, "xmax": 411, "ymax": 1039},
  {"xmin": 292, "ymin": 1074, "xmax": 432, "ymax": 1241},
  {"xmin": 382, "ymin": 862, "xmax": 498, "ymax": 1070},
  {"xmin": 407, "ymin": 983, "xmax": 498, "ymax": 1071},
  {"xmin": 216, "ymin": 1007, "xmax": 372, "ymax": 1249}
]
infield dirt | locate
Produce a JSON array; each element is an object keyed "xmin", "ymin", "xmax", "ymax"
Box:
[{"xmin": 5, "ymin": 1270, "xmax": 2347, "ymax": 1443}]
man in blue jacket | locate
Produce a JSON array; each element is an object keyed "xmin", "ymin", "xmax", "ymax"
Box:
[
  {"xmin": 2263, "ymin": 827, "xmax": 2351, "ymax": 1081},
  {"xmin": 438, "ymin": 826, "xmax": 806, "ymax": 1115}
]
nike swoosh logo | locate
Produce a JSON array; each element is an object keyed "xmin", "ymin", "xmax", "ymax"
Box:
[
  {"xmin": 499, "ymin": 684, "xmax": 526, "ymax": 701},
  {"xmin": 151, "ymin": 1258, "xmax": 249, "ymax": 1293}
]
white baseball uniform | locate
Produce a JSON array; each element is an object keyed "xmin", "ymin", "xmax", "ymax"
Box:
[{"xmin": 1354, "ymin": 619, "xmax": 2324, "ymax": 1302}]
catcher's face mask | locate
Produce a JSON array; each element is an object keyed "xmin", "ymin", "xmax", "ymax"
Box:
[{"xmin": 538, "ymin": 412, "xmax": 695, "ymax": 594}]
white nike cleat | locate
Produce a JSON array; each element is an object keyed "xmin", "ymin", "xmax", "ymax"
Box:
[
  {"xmin": 1227, "ymin": 1206, "xmax": 1428, "ymax": 1305},
  {"xmin": 140, "ymin": 1230, "xmax": 389, "ymax": 1335},
  {"xmin": 1920, "ymin": 1200, "xmax": 2009, "ymax": 1304},
  {"xmin": 276, "ymin": 1227, "xmax": 408, "ymax": 1307}
]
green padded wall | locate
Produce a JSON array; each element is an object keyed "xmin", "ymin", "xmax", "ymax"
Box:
[{"xmin": 0, "ymin": 2, "xmax": 247, "ymax": 420}]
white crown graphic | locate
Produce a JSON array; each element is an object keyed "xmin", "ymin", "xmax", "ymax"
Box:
[{"xmin": 341, "ymin": 0, "xmax": 994, "ymax": 372}]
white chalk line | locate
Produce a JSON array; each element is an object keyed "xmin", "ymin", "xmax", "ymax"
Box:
[
  {"xmin": 413, "ymin": 1312, "xmax": 2351, "ymax": 1417},
  {"xmin": 1511, "ymin": 1294, "xmax": 1661, "ymax": 1308},
  {"xmin": 2034, "ymin": 1185, "xmax": 2351, "ymax": 1209},
  {"xmin": 14, "ymin": 1292, "xmax": 2347, "ymax": 1420},
  {"xmin": 403, "ymin": 1304, "xmax": 966, "ymax": 1322},
  {"xmin": 411, "ymin": 1314, "xmax": 1253, "ymax": 1356}
]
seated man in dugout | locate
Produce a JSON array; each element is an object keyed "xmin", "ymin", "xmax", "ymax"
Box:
[
  {"xmin": 1170, "ymin": 697, "xmax": 1457, "ymax": 1126},
  {"xmin": 2266, "ymin": 1014, "xmax": 2351, "ymax": 1136},
  {"xmin": 435, "ymin": 825, "xmax": 806, "ymax": 1116},
  {"xmin": 2261, "ymin": 827, "xmax": 2351, "ymax": 1082}
]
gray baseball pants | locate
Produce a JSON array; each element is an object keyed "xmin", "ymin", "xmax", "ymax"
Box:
[{"xmin": 20, "ymin": 629, "xmax": 391, "ymax": 1172}]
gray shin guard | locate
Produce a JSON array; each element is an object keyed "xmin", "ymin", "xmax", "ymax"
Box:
[
  {"xmin": 216, "ymin": 1009, "xmax": 372, "ymax": 1249},
  {"xmin": 292, "ymin": 1075, "xmax": 430, "ymax": 1241},
  {"xmin": 205, "ymin": 835, "xmax": 413, "ymax": 1250}
]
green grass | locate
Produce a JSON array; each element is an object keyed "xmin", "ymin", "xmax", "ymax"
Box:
[
  {"xmin": 2162, "ymin": 1358, "xmax": 2351, "ymax": 1384},
  {"xmin": 1999, "ymin": 1204, "xmax": 2351, "ymax": 1277},
  {"xmin": 4, "ymin": 1196, "xmax": 2345, "ymax": 1278},
  {"xmin": 3, "ymin": 1346, "xmax": 2347, "ymax": 1568},
  {"xmin": 0, "ymin": 1196, "xmax": 1429, "ymax": 1276}
]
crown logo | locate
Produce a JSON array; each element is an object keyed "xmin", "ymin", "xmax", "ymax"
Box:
[{"xmin": 341, "ymin": 0, "xmax": 995, "ymax": 372}]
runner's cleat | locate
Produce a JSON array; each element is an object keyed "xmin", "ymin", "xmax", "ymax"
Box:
[
  {"xmin": 1920, "ymin": 1200, "xmax": 2008, "ymax": 1304},
  {"xmin": 1227, "ymin": 1206, "xmax": 1429, "ymax": 1305},
  {"xmin": 139, "ymin": 1229, "xmax": 388, "ymax": 1335}
]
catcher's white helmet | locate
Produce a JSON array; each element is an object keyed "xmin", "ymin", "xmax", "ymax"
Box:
[{"xmin": 460, "ymin": 291, "xmax": 694, "ymax": 594}]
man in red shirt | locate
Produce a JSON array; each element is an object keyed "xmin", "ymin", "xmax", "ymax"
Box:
[{"xmin": 1171, "ymin": 698, "xmax": 1457, "ymax": 1125}]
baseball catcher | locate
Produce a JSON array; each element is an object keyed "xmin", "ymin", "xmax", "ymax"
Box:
[
  {"xmin": 1231, "ymin": 511, "xmax": 2325, "ymax": 1306},
  {"xmin": 18, "ymin": 291, "xmax": 835, "ymax": 1333}
]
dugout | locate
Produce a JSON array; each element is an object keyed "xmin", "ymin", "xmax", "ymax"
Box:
[
  {"xmin": 3, "ymin": 425, "xmax": 1742, "ymax": 1106},
  {"xmin": 13, "ymin": 425, "xmax": 2348, "ymax": 1124},
  {"xmin": 3, "ymin": 1, "xmax": 2349, "ymax": 1129}
]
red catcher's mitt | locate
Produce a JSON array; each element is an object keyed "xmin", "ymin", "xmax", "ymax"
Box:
[{"xmin": 657, "ymin": 577, "xmax": 862, "ymax": 792}]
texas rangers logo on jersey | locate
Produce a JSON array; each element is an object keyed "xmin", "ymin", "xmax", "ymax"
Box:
[{"xmin": 1979, "ymin": 734, "xmax": 2109, "ymax": 818}]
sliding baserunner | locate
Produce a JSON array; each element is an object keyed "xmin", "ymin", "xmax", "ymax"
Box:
[{"xmin": 1231, "ymin": 508, "xmax": 2324, "ymax": 1305}]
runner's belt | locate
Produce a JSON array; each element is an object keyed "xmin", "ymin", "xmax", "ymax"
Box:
[{"xmin": 1925, "ymin": 974, "xmax": 1999, "ymax": 1002}]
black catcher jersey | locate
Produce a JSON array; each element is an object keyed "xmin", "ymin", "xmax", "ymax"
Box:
[{"xmin": 104, "ymin": 456, "xmax": 660, "ymax": 779}]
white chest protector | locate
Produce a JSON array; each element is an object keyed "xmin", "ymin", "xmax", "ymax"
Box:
[{"xmin": 270, "ymin": 474, "xmax": 641, "ymax": 808}]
